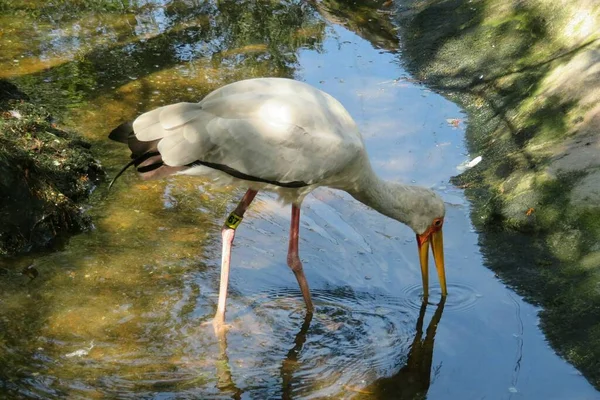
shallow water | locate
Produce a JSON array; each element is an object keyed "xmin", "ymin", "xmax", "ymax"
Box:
[{"xmin": 1, "ymin": 1, "xmax": 598, "ymax": 399}]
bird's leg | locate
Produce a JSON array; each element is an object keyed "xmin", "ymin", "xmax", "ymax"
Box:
[
  {"xmin": 214, "ymin": 188, "xmax": 258, "ymax": 332},
  {"xmin": 287, "ymin": 204, "xmax": 314, "ymax": 312}
]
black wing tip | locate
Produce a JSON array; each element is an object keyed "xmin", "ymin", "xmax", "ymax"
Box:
[{"xmin": 109, "ymin": 121, "xmax": 134, "ymax": 143}]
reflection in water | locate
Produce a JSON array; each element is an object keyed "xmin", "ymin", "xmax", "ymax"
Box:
[
  {"xmin": 281, "ymin": 313, "xmax": 313, "ymax": 400},
  {"xmin": 313, "ymin": 0, "xmax": 399, "ymax": 51},
  {"xmin": 212, "ymin": 301, "xmax": 442, "ymax": 400},
  {"xmin": 2, "ymin": 0, "xmax": 326, "ymax": 115},
  {"xmin": 212, "ymin": 309, "xmax": 313, "ymax": 400},
  {"xmin": 358, "ymin": 300, "xmax": 445, "ymax": 399},
  {"xmin": 215, "ymin": 330, "xmax": 243, "ymax": 400}
]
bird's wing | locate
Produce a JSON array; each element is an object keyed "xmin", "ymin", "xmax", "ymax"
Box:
[{"xmin": 133, "ymin": 79, "xmax": 364, "ymax": 185}]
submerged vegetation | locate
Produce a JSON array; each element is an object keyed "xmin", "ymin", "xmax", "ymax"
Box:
[
  {"xmin": 394, "ymin": 0, "xmax": 600, "ymax": 387},
  {"xmin": 0, "ymin": 80, "xmax": 102, "ymax": 254}
]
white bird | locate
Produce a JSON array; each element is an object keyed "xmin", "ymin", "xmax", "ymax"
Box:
[{"xmin": 109, "ymin": 77, "xmax": 447, "ymax": 330}]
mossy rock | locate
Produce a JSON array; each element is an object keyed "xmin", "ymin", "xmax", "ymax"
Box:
[{"xmin": 0, "ymin": 80, "xmax": 103, "ymax": 255}]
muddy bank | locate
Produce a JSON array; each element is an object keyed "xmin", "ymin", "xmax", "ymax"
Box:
[
  {"xmin": 0, "ymin": 80, "xmax": 103, "ymax": 255},
  {"xmin": 391, "ymin": 0, "xmax": 600, "ymax": 388}
]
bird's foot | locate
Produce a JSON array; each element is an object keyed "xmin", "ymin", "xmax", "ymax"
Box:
[{"xmin": 201, "ymin": 317, "xmax": 232, "ymax": 339}]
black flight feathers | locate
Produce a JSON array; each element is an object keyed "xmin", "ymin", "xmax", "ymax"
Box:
[
  {"xmin": 107, "ymin": 121, "xmax": 133, "ymax": 143},
  {"xmin": 108, "ymin": 121, "xmax": 164, "ymax": 189}
]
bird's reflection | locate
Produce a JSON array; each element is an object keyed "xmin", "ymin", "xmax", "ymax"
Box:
[
  {"xmin": 213, "ymin": 312, "xmax": 313, "ymax": 400},
  {"xmin": 281, "ymin": 313, "xmax": 313, "ymax": 400},
  {"xmin": 214, "ymin": 329, "xmax": 243, "ymax": 400},
  {"xmin": 213, "ymin": 299, "xmax": 444, "ymax": 399},
  {"xmin": 356, "ymin": 299, "xmax": 446, "ymax": 399}
]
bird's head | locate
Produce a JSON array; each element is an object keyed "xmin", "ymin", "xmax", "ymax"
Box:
[
  {"xmin": 351, "ymin": 181, "xmax": 448, "ymax": 299},
  {"xmin": 395, "ymin": 187, "xmax": 447, "ymax": 299}
]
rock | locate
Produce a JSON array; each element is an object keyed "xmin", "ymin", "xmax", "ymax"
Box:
[{"xmin": 0, "ymin": 80, "xmax": 104, "ymax": 255}]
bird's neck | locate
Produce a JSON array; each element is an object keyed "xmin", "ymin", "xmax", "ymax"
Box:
[{"xmin": 348, "ymin": 170, "xmax": 418, "ymax": 227}]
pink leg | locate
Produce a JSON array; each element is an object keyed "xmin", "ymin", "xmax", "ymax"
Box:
[
  {"xmin": 287, "ymin": 204, "xmax": 314, "ymax": 312},
  {"xmin": 214, "ymin": 189, "xmax": 258, "ymax": 329}
]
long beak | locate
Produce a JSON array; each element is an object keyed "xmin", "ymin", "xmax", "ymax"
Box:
[
  {"xmin": 417, "ymin": 228, "xmax": 447, "ymax": 298},
  {"xmin": 418, "ymin": 236, "xmax": 430, "ymax": 298},
  {"xmin": 431, "ymin": 229, "xmax": 447, "ymax": 296}
]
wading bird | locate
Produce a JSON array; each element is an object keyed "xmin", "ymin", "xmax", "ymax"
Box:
[{"xmin": 109, "ymin": 78, "xmax": 447, "ymax": 330}]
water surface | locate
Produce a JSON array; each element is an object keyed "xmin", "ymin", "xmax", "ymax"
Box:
[{"xmin": 1, "ymin": 1, "xmax": 598, "ymax": 399}]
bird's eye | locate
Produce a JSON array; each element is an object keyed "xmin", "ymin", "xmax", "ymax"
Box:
[{"xmin": 433, "ymin": 218, "xmax": 443, "ymax": 227}]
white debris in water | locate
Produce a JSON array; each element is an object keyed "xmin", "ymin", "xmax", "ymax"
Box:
[
  {"xmin": 446, "ymin": 118, "xmax": 462, "ymax": 127},
  {"xmin": 65, "ymin": 340, "xmax": 94, "ymax": 358},
  {"xmin": 9, "ymin": 110, "xmax": 22, "ymax": 119},
  {"xmin": 456, "ymin": 155, "xmax": 483, "ymax": 172},
  {"xmin": 468, "ymin": 156, "xmax": 483, "ymax": 168},
  {"xmin": 508, "ymin": 386, "xmax": 518, "ymax": 393}
]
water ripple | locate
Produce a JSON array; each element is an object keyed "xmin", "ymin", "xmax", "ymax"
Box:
[
  {"xmin": 240, "ymin": 287, "xmax": 419, "ymax": 398},
  {"xmin": 400, "ymin": 282, "xmax": 482, "ymax": 312}
]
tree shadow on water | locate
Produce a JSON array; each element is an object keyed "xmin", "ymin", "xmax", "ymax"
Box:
[
  {"xmin": 393, "ymin": 0, "xmax": 600, "ymax": 389},
  {"xmin": 11, "ymin": 0, "xmax": 325, "ymax": 112}
]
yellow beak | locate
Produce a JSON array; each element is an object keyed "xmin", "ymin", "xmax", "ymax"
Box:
[{"xmin": 417, "ymin": 228, "xmax": 447, "ymax": 298}]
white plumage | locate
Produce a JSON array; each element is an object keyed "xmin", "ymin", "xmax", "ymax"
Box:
[
  {"xmin": 130, "ymin": 78, "xmax": 365, "ymax": 203},
  {"xmin": 110, "ymin": 77, "xmax": 447, "ymax": 329}
]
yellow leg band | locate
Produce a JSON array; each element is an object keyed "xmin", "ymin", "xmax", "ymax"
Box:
[{"xmin": 224, "ymin": 212, "xmax": 243, "ymax": 229}]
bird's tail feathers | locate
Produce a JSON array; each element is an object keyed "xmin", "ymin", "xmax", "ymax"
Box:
[
  {"xmin": 108, "ymin": 121, "xmax": 133, "ymax": 143},
  {"xmin": 108, "ymin": 121, "xmax": 186, "ymax": 189}
]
